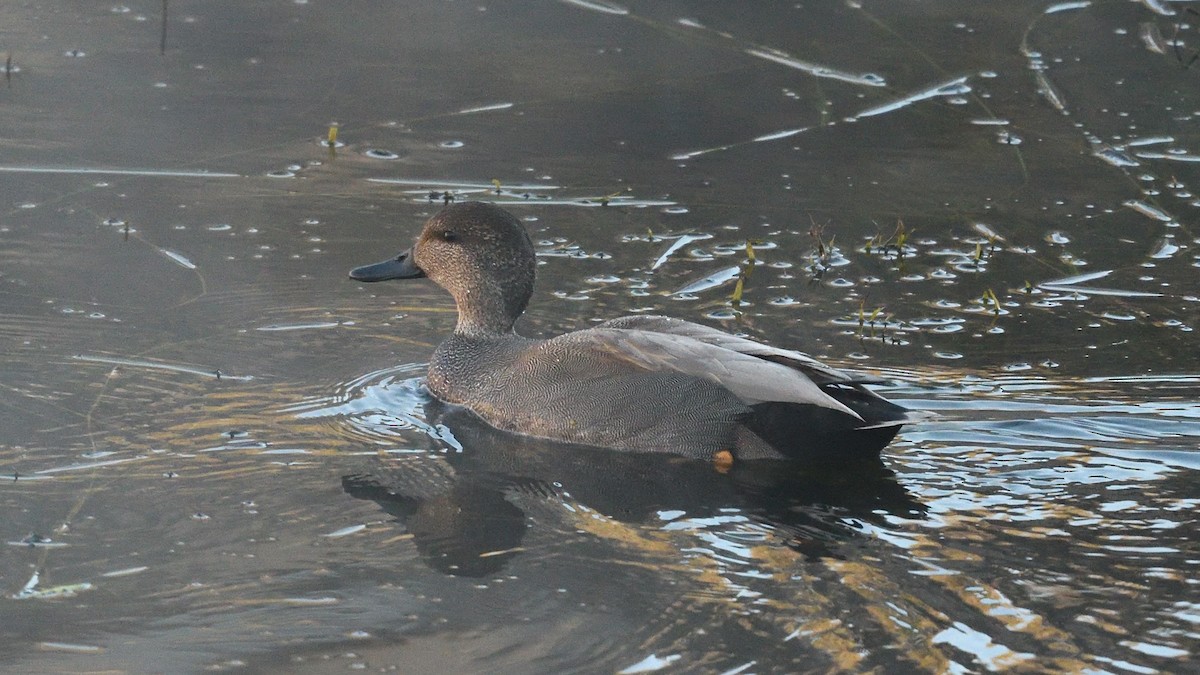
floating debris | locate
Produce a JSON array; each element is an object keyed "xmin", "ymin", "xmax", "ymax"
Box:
[
  {"xmin": 73, "ymin": 354, "xmax": 254, "ymax": 381},
  {"xmin": 1044, "ymin": 1, "xmax": 1091, "ymax": 13},
  {"xmin": 34, "ymin": 456, "xmax": 147, "ymax": 475},
  {"xmin": 158, "ymin": 248, "xmax": 196, "ymax": 270},
  {"xmin": 1138, "ymin": 0, "xmax": 1176, "ymax": 17},
  {"xmin": 650, "ymin": 234, "xmax": 711, "ymax": 270},
  {"xmin": 13, "ymin": 571, "xmax": 94, "ymax": 600},
  {"xmin": 7, "ymin": 534, "xmax": 69, "ymax": 548},
  {"xmin": 746, "ymin": 48, "xmax": 886, "ymax": 87},
  {"xmin": 37, "ymin": 643, "xmax": 103, "ymax": 654},
  {"xmin": 1134, "ymin": 151, "xmax": 1200, "ymax": 163},
  {"xmin": 1033, "ymin": 70, "xmax": 1068, "ymax": 114},
  {"xmin": 255, "ymin": 321, "xmax": 342, "ymax": 332},
  {"xmin": 672, "ymin": 265, "xmax": 742, "ymax": 295},
  {"xmin": 852, "ymin": 75, "xmax": 971, "ymax": 119},
  {"xmin": 1140, "ymin": 22, "xmax": 1169, "ymax": 54},
  {"xmin": 618, "ymin": 653, "xmax": 682, "ymax": 674},
  {"xmin": 101, "ymin": 566, "xmax": 149, "ymax": 578},
  {"xmin": 324, "ymin": 524, "xmax": 368, "ymax": 538},
  {"xmin": 1123, "ymin": 200, "xmax": 1173, "ymax": 221},
  {"xmin": 456, "ymin": 102, "xmax": 514, "ymax": 114},
  {"xmin": 1039, "ymin": 270, "xmax": 1163, "ymax": 297},
  {"xmin": 0, "ymin": 165, "xmax": 239, "ymax": 178},
  {"xmin": 1093, "ymin": 146, "xmax": 1139, "ymax": 168},
  {"xmin": 1126, "ymin": 136, "xmax": 1174, "ymax": 147},
  {"xmin": 560, "ymin": 0, "xmax": 629, "ymax": 15},
  {"xmin": 368, "ymin": 178, "xmax": 560, "ymax": 191}
]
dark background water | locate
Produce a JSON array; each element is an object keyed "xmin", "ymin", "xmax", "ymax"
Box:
[{"xmin": 1, "ymin": 1, "xmax": 1198, "ymax": 673}]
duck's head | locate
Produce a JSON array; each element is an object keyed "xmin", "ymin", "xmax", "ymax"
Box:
[{"xmin": 350, "ymin": 202, "xmax": 537, "ymax": 336}]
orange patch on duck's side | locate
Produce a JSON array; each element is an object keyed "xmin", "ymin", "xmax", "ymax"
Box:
[{"xmin": 712, "ymin": 449, "xmax": 734, "ymax": 473}]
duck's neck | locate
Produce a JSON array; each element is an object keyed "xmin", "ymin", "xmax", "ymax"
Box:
[
  {"xmin": 444, "ymin": 255, "xmax": 534, "ymax": 338},
  {"xmin": 451, "ymin": 286, "xmax": 526, "ymax": 338}
]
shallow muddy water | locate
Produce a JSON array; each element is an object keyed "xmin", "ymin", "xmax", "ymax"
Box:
[{"xmin": 2, "ymin": 1, "xmax": 1198, "ymax": 673}]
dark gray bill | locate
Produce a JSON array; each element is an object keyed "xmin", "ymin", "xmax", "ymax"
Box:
[{"xmin": 349, "ymin": 247, "xmax": 424, "ymax": 282}]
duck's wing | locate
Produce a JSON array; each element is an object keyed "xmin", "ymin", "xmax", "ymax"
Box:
[
  {"xmin": 596, "ymin": 315, "xmax": 930, "ymax": 428},
  {"xmin": 558, "ymin": 326, "xmax": 861, "ymax": 420},
  {"xmin": 598, "ymin": 315, "xmax": 878, "ymax": 386}
]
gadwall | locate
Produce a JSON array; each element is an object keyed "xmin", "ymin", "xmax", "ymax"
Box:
[{"xmin": 351, "ymin": 202, "xmax": 922, "ymax": 464}]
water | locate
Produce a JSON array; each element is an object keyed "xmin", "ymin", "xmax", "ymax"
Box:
[{"xmin": 2, "ymin": 1, "xmax": 1199, "ymax": 672}]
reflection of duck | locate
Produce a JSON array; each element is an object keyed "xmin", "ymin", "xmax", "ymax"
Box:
[
  {"xmin": 343, "ymin": 400, "xmax": 926, "ymax": 577},
  {"xmin": 350, "ymin": 202, "xmax": 924, "ymax": 464}
]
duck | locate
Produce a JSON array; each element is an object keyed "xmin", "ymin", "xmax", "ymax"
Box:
[{"xmin": 350, "ymin": 201, "xmax": 923, "ymax": 465}]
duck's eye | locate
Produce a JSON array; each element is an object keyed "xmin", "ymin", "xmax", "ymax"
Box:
[{"xmin": 440, "ymin": 230, "xmax": 458, "ymax": 242}]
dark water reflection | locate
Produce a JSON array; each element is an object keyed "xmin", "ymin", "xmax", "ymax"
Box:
[{"xmin": 2, "ymin": 0, "xmax": 1199, "ymax": 673}]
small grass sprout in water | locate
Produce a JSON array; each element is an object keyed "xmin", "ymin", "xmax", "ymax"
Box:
[
  {"xmin": 866, "ymin": 219, "xmax": 911, "ymax": 259},
  {"xmin": 729, "ymin": 240, "xmax": 759, "ymax": 308},
  {"xmin": 857, "ymin": 301, "xmax": 890, "ymax": 340},
  {"xmin": 983, "ymin": 288, "xmax": 1002, "ymax": 315},
  {"xmin": 807, "ymin": 219, "xmax": 836, "ymax": 282},
  {"xmin": 598, "ymin": 188, "xmax": 630, "ymax": 207}
]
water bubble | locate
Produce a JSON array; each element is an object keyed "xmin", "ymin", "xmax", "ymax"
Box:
[
  {"xmin": 705, "ymin": 308, "xmax": 740, "ymax": 320},
  {"xmin": 439, "ymin": 140, "xmax": 465, "ymax": 149},
  {"xmin": 267, "ymin": 169, "xmax": 296, "ymax": 178},
  {"xmin": 933, "ymin": 351, "xmax": 964, "ymax": 359},
  {"xmin": 364, "ymin": 149, "xmax": 401, "ymax": 160}
]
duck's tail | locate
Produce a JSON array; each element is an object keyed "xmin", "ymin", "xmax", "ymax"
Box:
[{"xmin": 744, "ymin": 384, "xmax": 928, "ymax": 462}]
